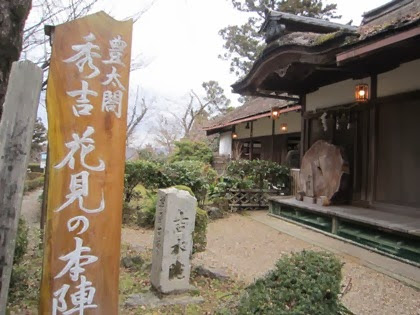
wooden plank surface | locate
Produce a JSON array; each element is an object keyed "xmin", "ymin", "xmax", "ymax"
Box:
[
  {"xmin": 0, "ymin": 61, "xmax": 42, "ymax": 314},
  {"xmin": 39, "ymin": 12, "xmax": 132, "ymax": 314},
  {"xmin": 268, "ymin": 197, "xmax": 420, "ymax": 237}
]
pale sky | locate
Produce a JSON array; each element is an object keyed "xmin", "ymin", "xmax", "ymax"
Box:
[{"xmin": 30, "ymin": 0, "xmax": 388, "ymax": 146}]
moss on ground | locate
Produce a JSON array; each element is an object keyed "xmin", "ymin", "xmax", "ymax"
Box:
[{"xmin": 120, "ymin": 245, "xmax": 244, "ymax": 314}]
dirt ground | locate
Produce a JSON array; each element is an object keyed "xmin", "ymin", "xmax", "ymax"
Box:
[
  {"xmin": 21, "ymin": 189, "xmax": 420, "ymax": 315},
  {"xmin": 123, "ymin": 214, "xmax": 420, "ymax": 315}
]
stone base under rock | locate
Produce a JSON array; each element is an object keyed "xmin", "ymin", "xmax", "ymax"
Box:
[{"xmin": 125, "ymin": 291, "xmax": 204, "ymax": 309}]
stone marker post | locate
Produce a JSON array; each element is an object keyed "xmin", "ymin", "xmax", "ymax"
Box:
[
  {"xmin": 0, "ymin": 61, "xmax": 42, "ymax": 314},
  {"xmin": 151, "ymin": 188, "xmax": 197, "ymax": 294}
]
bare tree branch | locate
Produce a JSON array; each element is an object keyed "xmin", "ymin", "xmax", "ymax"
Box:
[
  {"xmin": 154, "ymin": 116, "xmax": 181, "ymax": 154},
  {"xmin": 126, "ymin": 87, "xmax": 152, "ymax": 143}
]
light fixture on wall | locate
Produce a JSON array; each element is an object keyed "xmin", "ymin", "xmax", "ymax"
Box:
[
  {"xmin": 232, "ymin": 132, "xmax": 238, "ymax": 139},
  {"xmin": 245, "ymin": 122, "xmax": 250, "ymax": 129},
  {"xmin": 280, "ymin": 123, "xmax": 288, "ymax": 132},
  {"xmin": 271, "ymin": 106, "xmax": 280, "ymax": 120},
  {"xmin": 355, "ymin": 84, "xmax": 369, "ymax": 102}
]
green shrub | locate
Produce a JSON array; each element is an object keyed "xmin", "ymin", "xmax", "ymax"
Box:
[
  {"xmin": 226, "ymin": 160, "xmax": 290, "ymax": 189},
  {"xmin": 9, "ymin": 218, "xmax": 32, "ymax": 305},
  {"xmin": 137, "ymin": 191, "xmax": 158, "ymax": 228},
  {"xmin": 14, "ymin": 218, "xmax": 29, "ymax": 265},
  {"xmin": 137, "ymin": 146, "xmax": 167, "ymax": 163},
  {"xmin": 163, "ymin": 161, "xmax": 217, "ymax": 204},
  {"xmin": 210, "ymin": 160, "xmax": 290, "ymax": 199},
  {"xmin": 124, "ymin": 160, "xmax": 166, "ymax": 203},
  {"xmin": 122, "ymin": 202, "xmax": 139, "ymax": 225},
  {"xmin": 124, "ymin": 160, "xmax": 216, "ymax": 206},
  {"xmin": 172, "ymin": 185, "xmax": 195, "ymax": 197},
  {"xmin": 237, "ymin": 250, "xmax": 348, "ymax": 315},
  {"xmin": 24, "ymin": 176, "xmax": 44, "ymax": 192},
  {"xmin": 193, "ymin": 208, "xmax": 208, "ymax": 254},
  {"xmin": 170, "ymin": 140, "xmax": 213, "ymax": 164},
  {"xmin": 9, "ymin": 252, "xmax": 42, "ymax": 306},
  {"xmin": 26, "ymin": 172, "xmax": 43, "ymax": 180},
  {"xmin": 211, "ymin": 197, "xmax": 230, "ymax": 213}
]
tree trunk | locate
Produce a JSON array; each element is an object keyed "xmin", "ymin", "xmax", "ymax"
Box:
[{"xmin": 0, "ymin": 0, "xmax": 32, "ymax": 120}]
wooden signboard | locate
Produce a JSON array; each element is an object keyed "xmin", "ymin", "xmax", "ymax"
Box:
[{"xmin": 40, "ymin": 12, "xmax": 132, "ymax": 314}]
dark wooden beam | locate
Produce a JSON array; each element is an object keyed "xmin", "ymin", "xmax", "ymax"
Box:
[
  {"xmin": 254, "ymin": 91, "xmax": 299, "ymax": 102},
  {"xmin": 337, "ymin": 26, "xmax": 420, "ymax": 65}
]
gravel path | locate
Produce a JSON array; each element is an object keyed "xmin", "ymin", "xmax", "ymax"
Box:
[
  {"xmin": 122, "ymin": 214, "xmax": 420, "ymax": 315},
  {"xmin": 19, "ymin": 191, "xmax": 420, "ymax": 315},
  {"xmin": 20, "ymin": 188, "xmax": 43, "ymax": 227}
]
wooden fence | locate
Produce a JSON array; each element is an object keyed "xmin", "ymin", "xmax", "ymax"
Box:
[{"xmin": 227, "ymin": 188, "xmax": 286, "ymax": 211}]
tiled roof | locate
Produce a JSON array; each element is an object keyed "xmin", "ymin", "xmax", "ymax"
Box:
[{"xmin": 204, "ymin": 97, "xmax": 291, "ymax": 130}]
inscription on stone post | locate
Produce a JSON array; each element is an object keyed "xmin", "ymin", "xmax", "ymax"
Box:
[{"xmin": 151, "ymin": 188, "xmax": 197, "ymax": 294}]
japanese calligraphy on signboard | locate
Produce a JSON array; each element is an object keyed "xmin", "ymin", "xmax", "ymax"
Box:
[{"xmin": 40, "ymin": 12, "xmax": 132, "ymax": 314}]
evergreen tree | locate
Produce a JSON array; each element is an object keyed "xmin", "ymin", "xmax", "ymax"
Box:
[
  {"xmin": 219, "ymin": 0, "xmax": 341, "ymax": 76},
  {"xmin": 30, "ymin": 117, "xmax": 47, "ymax": 161}
]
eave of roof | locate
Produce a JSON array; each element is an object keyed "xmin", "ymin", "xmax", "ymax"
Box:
[
  {"xmin": 232, "ymin": 8, "xmax": 420, "ymax": 96},
  {"xmin": 203, "ymin": 105, "xmax": 301, "ymax": 131},
  {"xmin": 260, "ymin": 9, "xmax": 357, "ymax": 35}
]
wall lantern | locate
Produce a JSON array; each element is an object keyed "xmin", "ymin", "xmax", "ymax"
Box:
[
  {"xmin": 271, "ymin": 106, "xmax": 280, "ymax": 120},
  {"xmin": 355, "ymin": 84, "xmax": 369, "ymax": 102},
  {"xmin": 245, "ymin": 122, "xmax": 250, "ymax": 129},
  {"xmin": 232, "ymin": 132, "xmax": 238, "ymax": 139},
  {"xmin": 280, "ymin": 123, "xmax": 288, "ymax": 132}
]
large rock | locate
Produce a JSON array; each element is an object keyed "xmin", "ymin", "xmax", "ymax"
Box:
[
  {"xmin": 299, "ymin": 140, "xmax": 350, "ymax": 204},
  {"xmin": 205, "ymin": 206, "xmax": 224, "ymax": 219},
  {"xmin": 193, "ymin": 265, "xmax": 230, "ymax": 280}
]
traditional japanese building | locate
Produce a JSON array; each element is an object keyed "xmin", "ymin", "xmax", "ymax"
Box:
[
  {"xmin": 232, "ymin": 0, "xmax": 420, "ymax": 263},
  {"xmin": 204, "ymin": 97, "xmax": 301, "ymax": 166}
]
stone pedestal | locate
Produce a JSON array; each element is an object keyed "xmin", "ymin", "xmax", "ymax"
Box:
[{"xmin": 150, "ymin": 188, "xmax": 197, "ymax": 294}]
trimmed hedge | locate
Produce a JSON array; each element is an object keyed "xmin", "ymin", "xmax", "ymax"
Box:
[
  {"xmin": 210, "ymin": 159, "xmax": 290, "ymax": 199},
  {"xmin": 170, "ymin": 140, "xmax": 213, "ymax": 164},
  {"xmin": 24, "ymin": 176, "xmax": 44, "ymax": 192},
  {"xmin": 124, "ymin": 160, "xmax": 217, "ymax": 204},
  {"xmin": 27, "ymin": 163, "xmax": 43, "ymax": 173},
  {"xmin": 193, "ymin": 208, "xmax": 208, "ymax": 254},
  {"xmin": 26, "ymin": 172, "xmax": 43, "ymax": 180},
  {"xmin": 237, "ymin": 250, "xmax": 350, "ymax": 315}
]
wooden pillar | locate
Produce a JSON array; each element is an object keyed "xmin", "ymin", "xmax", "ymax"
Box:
[
  {"xmin": 250, "ymin": 121, "xmax": 254, "ymax": 160},
  {"xmin": 271, "ymin": 119, "xmax": 275, "ymax": 161},
  {"xmin": 300, "ymin": 95, "xmax": 307, "ymax": 161},
  {"xmin": 331, "ymin": 217, "xmax": 339, "ymax": 234},
  {"xmin": 367, "ymin": 74, "xmax": 378, "ymax": 204}
]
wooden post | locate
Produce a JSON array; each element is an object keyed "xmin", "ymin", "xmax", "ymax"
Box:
[
  {"xmin": 39, "ymin": 12, "xmax": 132, "ymax": 314},
  {"xmin": 300, "ymin": 95, "xmax": 307, "ymax": 161},
  {"xmin": 367, "ymin": 75, "xmax": 378, "ymax": 204},
  {"xmin": 271, "ymin": 119, "xmax": 275, "ymax": 161},
  {"xmin": 0, "ymin": 61, "xmax": 42, "ymax": 314},
  {"xmin": 250, "ymin": 121, "xmax": 254, "ymax": 160},
  {"xmin": 331, "ymin": 217, "xmax": 339, "ymax": 234}
]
